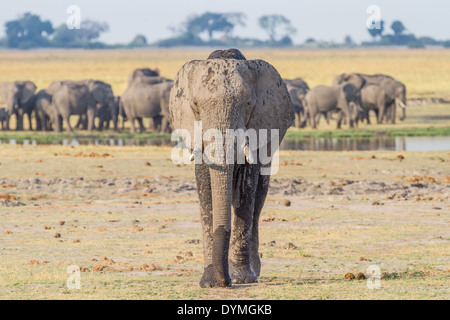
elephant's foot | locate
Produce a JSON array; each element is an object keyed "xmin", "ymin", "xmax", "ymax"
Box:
[
  {"xmin": 229, "ymin": 263, "xmax": 257, "ymax": 284},
  {"xmin": 200, "ymin": 265, "xmax": 223, "ymax": 288}
]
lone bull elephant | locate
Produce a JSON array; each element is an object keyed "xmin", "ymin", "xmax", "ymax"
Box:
[{"xmin": 169, "ymin": 49, "xmax": 294, "ymax": 287}]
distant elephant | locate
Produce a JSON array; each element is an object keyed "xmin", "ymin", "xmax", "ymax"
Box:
[
  {"xmin": 34, "ymin": 89, "xmax": 55, "ymax": 131},
  {"xmin": 304, "ymin": 83, "xmax": 362, "ymax": 129},
  {"xmin": 284, "ymin": 78, "xmax": 309, "ymax": 128},
  {"xmin": 0, "ymin": 81, "xmax": 37, "ymax": 131},
  {"xmin": 169, "ymin": 49, "xmax": 294, "ymax": 287},
  {"xmin": 0, "ymin": 108, "xmax": 9, "ymax": 130},
  {"xmin": 334, "ymin": 73, "xmax": 407, "ymax": 123},
  {"xmin": 52, "ymin": 79, "xmax": 116, "ymax": 132},
  {"xmin": 121, "ymin": 80, "xmax": 173, "ymax": 133},
  {"xmin": 128, "ymin": 68, "xmax": 161, "ymax": 86},
  {"xmin": 360, "ymin": 84, "xmax": 394, "ymax": 124}
]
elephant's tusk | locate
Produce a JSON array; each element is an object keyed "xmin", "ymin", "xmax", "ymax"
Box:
[
  {"xmin": 399, "ymin": 100, "xmax": 407, "ymax": 109},
  {"xmin": 243, "ymin": 145, "xmax": 254, "ymax": 164},
  {"xmin": 189, "ymin": 153, "xmax": 195, "ymax": 161}
]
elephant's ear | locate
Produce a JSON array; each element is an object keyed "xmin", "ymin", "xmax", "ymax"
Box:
[
  {"xmin": 246, "ymin": 60, "xmax": 294, "ymax": 153},
  {"xmin": 169, "ymin": 61, "xmax": 199, "ymax": 151},
  {"xmin": 91, "ymin": 83, "xmax": 106, "ymax": 103},
  {"xmin": 18, "ymin": 81, "xmax": 37, "ymax": 104}
]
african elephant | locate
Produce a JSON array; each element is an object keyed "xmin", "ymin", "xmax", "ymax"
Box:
[
  {"xmin": 121, "ymin": 80, "xmax": 173, "ymax": 133},
  {"xmin": 0, "ymin": 81, "xmax": 37, "ymax": 131},
  {"xmin": 52, "ymin": 79, "xmax": 115, "ymax": 132},
  {"xmin": 284, "ymin": 78, "xmax": 309, "ymax": 128},
  {"xmin": 169, "ymin": 49, "xmax": 294, "ymax": 287},
  {"xmin": 360, "ymin": 84, "xmax": 394, "ymax": 124},
  {"xmin": 304, "ymin": 83, "xmax": 361, "ymax": 129},
  {"xmin": 0, "ymin": 108, "xmax": 9, "ymax": 130},
  {"xmin": 128, "ymin": 68, "xmax": 162, "ymax": 86},
  {"xmin": 334, "ymin": 73, "xmax": 407, "ymax": 123},
  {"xmin": 34, "ymin": 89, "xmax": 56, "ymax": 131}
]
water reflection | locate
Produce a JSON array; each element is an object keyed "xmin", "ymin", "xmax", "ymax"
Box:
[{"xmin": 0, "ymin": 135, "xmax": 449, "ymax": 151}]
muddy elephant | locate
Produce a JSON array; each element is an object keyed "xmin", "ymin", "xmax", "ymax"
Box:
[
  {"xmin": 52, "ymin": 80, "xmax": 116, "ymax": 132},
  {"xmin": 169, "ymin": 49, "xmax": 294, "ymax": 287},
  {"xmin": 121, "ymin": 80, "xmax": 173, "ymax": 133},
  {"xmin": 0, "ymin": 81, "xmax": 37, "ymax": 131},
  {"xmin": 0, "ymin": 108, "xmax": 9, "ymax": 130},
  {"xmin": 334, "ymin": 73, "xmax": 407, "ymax": 124},
  {"xmin": 304, "ymin": 83, "xmax": 362, "ymax": 129},
  {"xmin": 284, "ymin": 78, "xmax": 309, "ymax": 128}
]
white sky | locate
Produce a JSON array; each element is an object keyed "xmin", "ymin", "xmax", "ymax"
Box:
[{"xmin": 0, "ymin": 0, "xmax": 448, "ymax": 44}]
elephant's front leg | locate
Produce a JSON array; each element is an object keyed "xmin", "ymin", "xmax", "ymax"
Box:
[
  {"xmin": 229, "ymin": 163, "xmax": 260, "ymax": 284},
  {"xmin": 251, "ymin": 172, "xmax": 270, "ymax": 277},
  {"xmin": 195, "ymin": 163, "xmax": 217, "ymax": 288}
]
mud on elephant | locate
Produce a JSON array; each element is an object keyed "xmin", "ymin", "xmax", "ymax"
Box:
[{"xmin": 169, "ymin": 49, "xmax": 294, "ymax": 287}]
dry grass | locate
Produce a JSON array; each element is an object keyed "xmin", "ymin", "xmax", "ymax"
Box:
[
  {"xmin": 0, "ymin": 145, "xmax": 448, "ymax": 299},
  {"xmin": 0, "ymin": 49, "xmax": 449, "ymax": 99}
]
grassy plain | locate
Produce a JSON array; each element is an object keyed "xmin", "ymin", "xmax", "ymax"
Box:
[
  {"xmin": 0, "ymin": 49, "xmax": 449, "ymax": 300},
  {"xmin": 0, "ymin": 49, "xmax": 449, "ymax": 99}
]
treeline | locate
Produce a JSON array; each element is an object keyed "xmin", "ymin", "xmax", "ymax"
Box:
[
  {"xmin": 0, "ymin": 12, "xmax": 448, "ymax": 49},
  {"xmin": 363, "ymin": 20, "xmax": 450, "ymax": 48}
]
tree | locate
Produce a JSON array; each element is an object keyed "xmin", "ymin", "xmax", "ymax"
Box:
[
  {"xmin": 367, "ymin": 20, "xmax": 384, "ymax": 40},
  {"xmin": 129, "ymin": 34, "xmax": 147, "ymax": 48},
  {"xmin": 391, "ymin": 20, "xmax": 405, "ymax": 36},
  {"xmin": 184, "ymin": 12, "xmax": 246, "ymax": 41},
  {"xmin": 52, "ymin": 19, "xmax": 109, "ymax": 47},
  {"xmin": 5, "ymin": 12, "xmax": 54, "ymax": 48},
  {"xmin": 258, "ymin": 15, "xmax": 296, "ymax": 42}
]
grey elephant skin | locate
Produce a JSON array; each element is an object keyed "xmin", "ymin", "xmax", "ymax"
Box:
[
  {"xmin": 34, "ymin": 81, "xmax": 69, "ymax": 131},
  {"xmin": 0, "ymin": 81, "xmax": 37, "ymax": 131},
  {"xmin": 284, "ymin": 78, "xmax": 309, "ymax": 128},
  {"xmin": 0, "ymin": 108, "xmax": 9, "ymax": 130},
  {"xmin": 51, "ymin": 79, "xmax": 115, "ymax": 132},
  {"xmin": 304, "ymin": 83, "xmax": 361, "ymax": 129},
  {"xmin": 122, "ymin": 70, "xmax": 173, "ymax": 133},
  {"xmin": 334, "ymin": 73, "xmax": 407, "ymax": 124},
  {"xmin": 169, "ymin": 49, "xmax": 294, "ymax": 287}
]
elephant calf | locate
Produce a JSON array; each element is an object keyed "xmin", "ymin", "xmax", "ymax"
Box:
[{"xmin": 0, "ymin": 108, "xmax": 9, "ymax": 130}]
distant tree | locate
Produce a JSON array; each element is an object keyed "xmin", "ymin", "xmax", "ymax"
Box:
[
  {"xmin": 184, "ymin": 12, "xmax": 246, "ymax": 41},
  {"xmin": 52, "ymin": 19, "xmax": 109, "ymax": 47},
  {"xmin": 258, "ymin": 15, "xmax": 296, "ymax": 42},
  {"xmin": 391, "ymin": 21, "xmax": 405, "ymax": 36},
  {"xmin": 129, "ymin": 34, "xmax": 147, "ymax": 47},
  {"xmin": 367, "ymin": 20, "xmax": 384, "ymax": 40},
  {"xmin": 78, "ymin": 20, "xmax": 109, "ymax": 42},
  {"xmin": 5, "ymin": 12, "xmax": 54, "ymax": 48},
  {"xmin": 344, "ymin": 35, "xmax": 354, "ymax": 45}
]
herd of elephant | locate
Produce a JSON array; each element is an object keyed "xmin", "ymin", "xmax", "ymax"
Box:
[
  {"xmin": 286, "ymin": 73, "xmax": 407, "ymax": 129},
  {"xmin": 0, "ymin": 68, "xmax": 173, "ymax": 133},
  {"xmin": 0, "ymin": 67, "xmax": 406, "ymax": 134}
]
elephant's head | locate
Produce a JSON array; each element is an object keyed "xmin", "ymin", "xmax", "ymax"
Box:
[
  {"xmin": 394, "ymin": 81, "xmax": 407, "ymax": 121},
  {"xmin": 334, "ymin": 73, "xmax": 366, "ymax": 90},
  {"xmin": 0, "ymin": 81, "xmax": 36, "ymax": 115},
  {"xmin": 169, "ymin": 49, "xmax": 294, "ymax": 286},
  {"xmin": 341, "ymin": 83, "xmax": 364, "ymax": 126},
  {"xmin": 88, "ymin": 80, "xmax": 116, "ymax": 121}
]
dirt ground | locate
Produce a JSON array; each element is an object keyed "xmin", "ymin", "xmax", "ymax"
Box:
[{"xmin": 0, "ymin": 145, "xmax": 449, "ymax": 299}]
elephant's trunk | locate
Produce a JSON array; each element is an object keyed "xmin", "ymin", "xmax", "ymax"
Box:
[{"xmin": 209, "ymin": 164, "xmax": 233, "ymax": 287}]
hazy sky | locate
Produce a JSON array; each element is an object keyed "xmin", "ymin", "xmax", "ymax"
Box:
[{"xmin": 0, "ymin": 0, "xmax": 448, "ymax": 44}]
